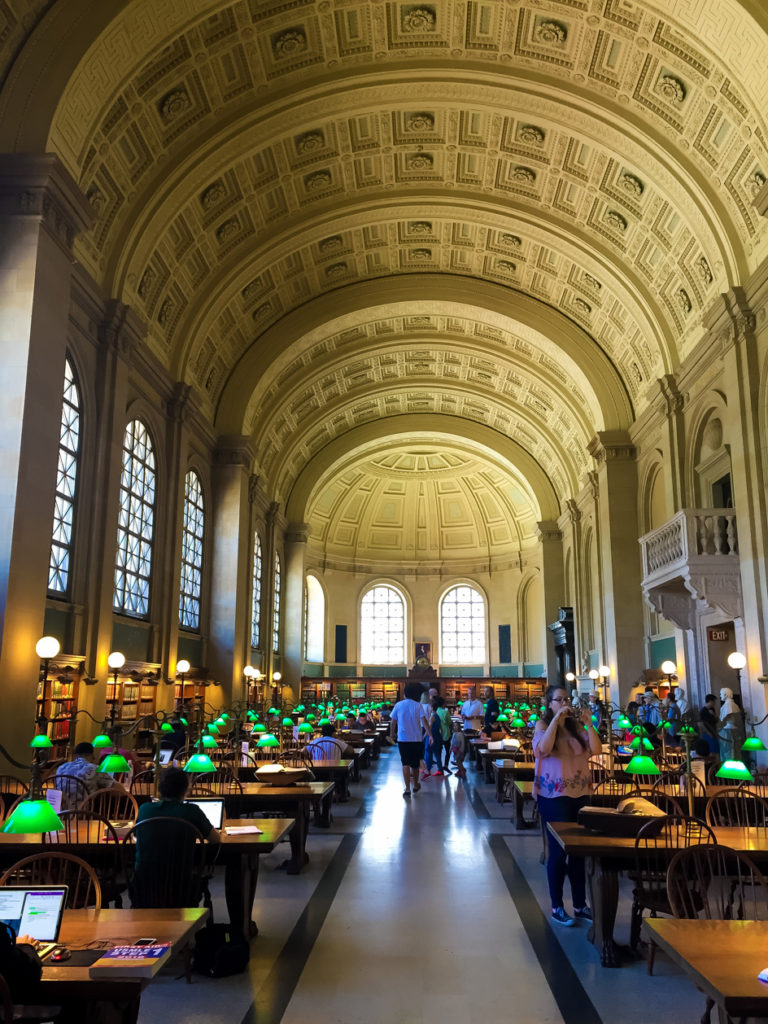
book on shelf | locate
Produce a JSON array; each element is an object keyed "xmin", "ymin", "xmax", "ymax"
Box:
[{"xmin": 89, "ymin": 944, "xmax": 172, "ymax": 978}]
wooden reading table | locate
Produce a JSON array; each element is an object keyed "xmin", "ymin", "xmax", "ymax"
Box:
[{"xmin": 224, "ymin": 780, "xmax": 335, "ymax": 866}]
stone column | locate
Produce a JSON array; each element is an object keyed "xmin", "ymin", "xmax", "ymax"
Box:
[
  {"xmin": 208, "ymin": 436, "xmax": 254, "ymax": 706},
  {"xmin": 282, "ymin": 524, "xmax": 310, "ymax": 703},
  {"xmin": 537, "ymin": 522, "xmax": 565, "ymax": 687},
  {"xmin": 0, "ymin": 156, "xmax": 92, "ymax": 759},
  {"xmin": 587, "ymin": 432, "xmax": 646, "ymax": 703},
  {"xmin": 656, "ymin": 374, "xmax": 688, "ymax": 511},
  {"xmin": 262, "ymin": 501, "xmax": 281, "ymax": 689}
]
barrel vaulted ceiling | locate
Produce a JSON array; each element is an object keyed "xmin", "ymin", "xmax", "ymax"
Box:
[{"xmin": 2, "ymin": 0, "xmax": 767, "ymax": 563}]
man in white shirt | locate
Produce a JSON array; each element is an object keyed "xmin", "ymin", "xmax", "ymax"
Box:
[
  {"xmin": 460, "ymin": 687, "xmax": 484, "ymax": 733},
  {"xmin": 390, "ymin": 683, "xmax": 430, "ymax": 798}
]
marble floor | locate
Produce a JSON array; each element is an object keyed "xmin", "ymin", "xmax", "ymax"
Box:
[{"xmin": 139, "ymin": 748, "xmax": 702, "ymax": 1024}]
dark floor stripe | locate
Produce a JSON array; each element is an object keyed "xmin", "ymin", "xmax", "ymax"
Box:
[
  {"xmin": 240, "ymin": 833, "xmax": 360, "ymax": 1024},
  {"xmin": 488, "ymin": 834, "xmax": 603, "ymax": 1024},
  {"xmin": 461, "ymin": 772, "xmax": 492, "ymax": 818}
]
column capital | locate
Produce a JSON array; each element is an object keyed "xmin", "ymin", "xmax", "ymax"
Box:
[
  {"xmin": 0, "ymin": 154, "xmax": 93, "ymax": 251},
  {"xmin": 588, "ymin": 431, "xmax": 636, "ymax": 465},
  {"xmin": 98, "ymin": 299, "xmax": 146, "ymax": 360},
  {"xmin": 703, "ymin": 287, "xmax": 756, "ymax": 347},
  {"xmin": 657, "ymin": 374, "xmax": 684, "ymax": 417},
  {"xmin": 215, "ymin": 435, "xmax": 255, "ymax": 468},
  {"xmin": 285, "ymin": 523, "xmax": 311, "ymax": 545},
  {"xmin": 536, "ymin": 521, "xmax": 562, "ymax": 544}
]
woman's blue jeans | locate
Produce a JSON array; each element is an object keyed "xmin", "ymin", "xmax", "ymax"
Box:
[{"xmin": 536, "ymin": 795, "xmax": 589, "ymax": 910}]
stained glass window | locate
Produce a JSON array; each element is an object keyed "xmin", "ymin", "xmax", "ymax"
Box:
[
  {"xmin": 113, "ymin": 420, "xmax": 155, "ymax": 617},
  {"xmin": 179, "ymin": 471, "xmax": 204, "ymax": 630},
  {"xmin": 440, "ymin": 585, "xmax": 486, "ymax": 663},
  {"xmin": 360, "ymin": 585, "xmax": 406, "ymax": 664},
  {"xmin": 251, "ymin": 533, "xmax": 263, "ymax": 649},
  {"xmin": 48, "ymin": 358, "xmax": 80, "ymax": 595},
  {"xmin": 272, "ymin": 553, "xmax": 281, "ymax": 653}
]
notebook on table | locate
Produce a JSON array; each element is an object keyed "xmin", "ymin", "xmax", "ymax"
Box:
[
  {"xmin": 0, "ymin": 886, "xmax": 68, "ymax": 958},
  {"xmin": 186, "ymin": 798, "xmax": 224, "ymax": 829}
]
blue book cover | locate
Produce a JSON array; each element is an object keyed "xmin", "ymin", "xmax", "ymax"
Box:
[{"xmin": 89, "ymin": 944, "xmax": 172, "ymax": 977}]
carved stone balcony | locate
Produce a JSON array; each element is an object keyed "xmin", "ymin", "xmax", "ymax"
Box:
[{"xmin": 639, "ymin": 509, "xmax": 742, "ymax": 629}]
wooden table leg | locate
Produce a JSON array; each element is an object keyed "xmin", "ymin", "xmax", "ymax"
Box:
[
  {"xmin": 225, "ymin": 853, "xmax": 260, "ymax": 942},
  {"xmin": 283, "ymin": 804, "xmax": 310, "ymax": 874},
  {"xmin": 586, "ymin": 855, "xmax": 621, "ymax": 968}
]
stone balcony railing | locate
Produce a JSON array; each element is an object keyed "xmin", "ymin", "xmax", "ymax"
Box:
[{"xmin": 640, "ymin": 508, "xmax": 738, "ymax": 578}]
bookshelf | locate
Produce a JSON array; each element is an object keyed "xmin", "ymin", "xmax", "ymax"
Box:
[
  {"xmin": 36, "ymin": 654, "xmax": 84, "ymax": 758},
  {"xmin": 105, "ymin": 661, "xmax": 160, "ymax": 757}
]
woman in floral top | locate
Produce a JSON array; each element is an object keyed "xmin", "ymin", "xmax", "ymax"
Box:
[{"xmin": 533, "ymin": 685, "xmax": 603, "ymax": 926}]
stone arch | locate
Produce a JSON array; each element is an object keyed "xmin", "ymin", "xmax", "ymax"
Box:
[{"xmin": 686, "ymin": 393, "xmax": 731, "ymax": 507}]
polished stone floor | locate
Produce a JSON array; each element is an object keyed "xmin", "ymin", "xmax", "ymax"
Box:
[{"xmin": 139, "ymin": 747, "xmax": 701, "ymax": 1024}]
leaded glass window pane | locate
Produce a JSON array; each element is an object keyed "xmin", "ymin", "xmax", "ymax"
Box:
[
  {"xmin": 440, "ymin": 585, "xmax": 486, "ymax": 664},
  {"xmin": 251, "ymin": 534, "xmax": 263, "ymax": 649},
  {"xmin": 48, "ymin": 359, "xmax": 80, "ymax": 595},
  {"xmin": 272, "ymin": 553, "xmax": 281, "ymax": 653},
  {"xmin": 113, "ymin": 420, "xmax": 155, "ymax": 618},
  {"xmin": 360, "ymin": 585, "xmax": 406, "ymax": 664},
  {"xmin": 179, "ymin": 470, "xmax": 204, "ymax": 630}
]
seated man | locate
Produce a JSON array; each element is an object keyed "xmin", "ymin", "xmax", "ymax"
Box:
[
  {"xmin": 132, "ymin": 767, "xmax": 220, "ymax": 907},
  {"xmin": 56, "ymin": 741, "xmax": 115, "ymax": 806},
  {"xmin": 306, "ymin": 723, "xmax": 352, "ymax": 761}
]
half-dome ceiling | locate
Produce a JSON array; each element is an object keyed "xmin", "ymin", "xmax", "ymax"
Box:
[{"xmin": 305, "ymin": 443, "xmax": 540, "ymax": 572}]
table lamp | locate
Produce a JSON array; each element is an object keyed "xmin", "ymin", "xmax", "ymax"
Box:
[
  {"xmin": 715, "ymin": 759, "xmax": 753, "ymax": 783},
  {"xmin": 256, "ymin": 733, "xmax": 280, "ymax": 750},
  {"xmin": 624, "ymin": 754, "xmax": 660, "ymax": 778}
]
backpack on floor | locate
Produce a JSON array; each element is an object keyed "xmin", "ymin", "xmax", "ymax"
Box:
[{"xmin": 191, "ymin": 923, "xmax": 250, "ymax": 978}]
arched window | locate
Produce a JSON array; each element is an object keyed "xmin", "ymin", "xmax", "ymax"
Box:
[
  {"xmin": 360, "ymin": 584, "xmax": 406, "ymax": 664},
  {"xmin": 305, "ymin": 574, "xmax": 325, "ymax": 662},
  {"xmin": 179, "ymin": 470, "xmax": 204, "ymax": 630},
  {"xmin": 113, "ymin": 420, "xmax": 156, "ymax": 618},
  {"xmin": 48, "ymin": 358, "xmax": 81, "ymax": 595},
  {"xmin": 272, "ymin": 553, "xmax": 281, "ymax": 653},
  {"xmin": 251, "ymin": 533, "xmax": 263, "ymax": 649},
  {"xmin": 440, "ymin": 584, "xmax": 486, "ymax": 664}
]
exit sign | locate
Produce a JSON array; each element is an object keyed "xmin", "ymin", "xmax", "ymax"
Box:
[{"xmin": 708, "ymin": 628, "xmax": 730, "ymax": 642}]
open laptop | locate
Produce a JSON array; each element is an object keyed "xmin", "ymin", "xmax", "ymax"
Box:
[
  {"xmin": 186, "ymin": 797, "xmax": 224, "ymax": 829},
  {"xmin": 158, "ymin": 748, "xmax": 174, "ymax": 766},
  {"xmin": 0, "ymin": 886, "xmax": 68, "ymax": 958}
]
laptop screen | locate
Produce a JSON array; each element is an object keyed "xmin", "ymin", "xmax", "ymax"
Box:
[
  {"xmin": 0, "ymin": 887, "xmax": 67, "ymax": 942},
  {"xmin": 187, "ymin": 798, "xmax": 224, "ymax": 829},
  {"xmin": 158, "ymin": 748, "xmax": 174, "ymax": 765}
]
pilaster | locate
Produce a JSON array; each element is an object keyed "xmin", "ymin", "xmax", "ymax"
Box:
[
  {"xmin": 536, "ymin": 521, "xmax": 564, "ymax": 686},
  {"xmin": 283, "ymin": 523, "xmax": 311, "ymax": 703}
]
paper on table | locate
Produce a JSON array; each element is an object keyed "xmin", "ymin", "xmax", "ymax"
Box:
[{"xmin": 225, "ymin": 825, "xmax": 263, "ymax": 835}]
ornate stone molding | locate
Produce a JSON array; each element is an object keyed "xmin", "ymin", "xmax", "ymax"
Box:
[
  {"xmin": 0, "ymin": 154, "xmax": 93, "ymax": 252},
  {"xmin": 166, "ymin": 381, "xmax": 191, "ymax": 424},
  {"xmin": 214, "ymin": 435, "xmax": 255, "ymax": 467},
  {"xmin": 248, "ymin": 474, "xmax": 261, "ymax": 505},
  {"xmin": 285, "ymin": 523, "xmax": 311, "ymax": 545},
  {"xmin": 588, "ymin": 431, "xmax": 636, "ymax": 464},
  {"xmin": 536, "ymin": 521, "xmax": 562, "ymax": 544},
  {"xmin": 658, "ymin": 374, "xmax": 684, "ymax": 417},
  {"xmin": 98, "ymin": 299, "xmax": 146, "ymax": 360}
]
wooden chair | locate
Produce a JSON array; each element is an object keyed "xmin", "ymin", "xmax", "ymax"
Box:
[
  {"xmin": 280, "ymin": 748, "xmax": 314, "ymax": 767},
  {"xmin": 626, "ymin": 787, "xmax": 684, "ymax": 818},
  {"xmin": 0, "ymin": 775, "xmax": 29, "ymax": 800},
  {"xmin": 666, "ymin": 844, "xmax": 768, "ymax": 1024},
  {"xmin": 80, "ymin": 786, "xmax": 139, "ymax": 821},
  {"xmin": 630, "ymin": 815, "xmax": 716, "ymax": 973},
  {"xmin": 592, "ymin": 779, "xmax": 635, "ymax": 798},
  {"xmin": 51, "ymin": 811, "xmax": 125, "ymax": 906},
  {"xmin": 130, "ymin": 769, "xmax": 156, "ymax": 798},
  {"xmin": 588, "ymin": 756, "xmax": 608, "ymax": 785},
  {"xmin": 0, "ymin": 851, "xmax": 102, "ymax": 909},
  {"xmin": 190, "ymin": 765, "xmax": 242, "ymax": 795},
  {"xmin": 51, "ymin": 772, "xmax": 89, "ymax": 811},
  {"xmin": 305, "ymin": 737, "xmax": 346, "ymax": 762},
  {"xmin": 123, "ymin": 817, "xmax": 213, "ymax": 910},
  {"xmin": 704, "ymin": 788, "xmax": 768, "ymax": 828}
]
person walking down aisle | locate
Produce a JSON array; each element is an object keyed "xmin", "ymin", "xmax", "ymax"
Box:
[
  {"xmin": 450, "ymin": 721, "xmax": 468, "ymax": 779},
  {"xmin": 390, "ymin": 682, "xmax": 430, "ymax": 798},
  {"xmin": 533, "ymin": 685, "xmax": 602, "ymax": 927}
]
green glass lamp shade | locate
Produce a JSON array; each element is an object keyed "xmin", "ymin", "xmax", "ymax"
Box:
[
  {"xmin": 511, "ymin": 717, "xmax": 526, "ymax": 728},
  {"xmin": 496, "ymin": 714, "xmax": 509, "ymax": 722},
  {"xmin": 520, "ymin": 703, "xmax": 530, "ymax": 711},
  {"xmin": 630, "ymin": 736, "xmax": 654, "ymax": 751},
  {"xmin": 716, "ymin": 759, "xmax": 753, "ymax": 782},
  {"xmin": 335, "ymin": 714, "xmax": 346, "ymax": 723},
  {"xmin": 101, "ymin": 753, "xmax": 131, "ymax": 774},
  {"xmin": 257, "ymin": 734, "xmax": 280, "ymax": 749},
  {"xmin": 184, "ymin": 753, "xmax": 216, "ymax": 773},
  {"xmin": 2, "ymin": 799, "xmax": 63, "ymax": 834},
  {"xmin": 221, "ymin": 713, "xmax": 230, "ymax": 720},
  {"xmin": 215, "ymin": 717, "xmax": 227, "ymax": 728},
  {"xmin": 251, "ymin": 723, "xmax": 266, "ymax": 735},
  {"xmin": 318, "ymin": 717, "xmax": 330, "ymax": 727},
  {"xmin": 680, "ymin": 725, "xmax": 696, "ymax": 735},
  {"xmin": 306, "ymin": 714, "xmax": 316, "ymax": 722},
  {"xmin": 742, "ymin": 736, "xmax": 767, "ymax": 752},
  {"xmin": 201, "ymin": 734, "xmax": 218, "ymax": 749},
  {"xmin": 246, "ymin": 711, "xmax": 257, "ymax": 722},
  {"xmin": 624, "ymin": 755, "xmax": 660, "ymax": 776},
  {"xmin": 282, "ymin": 717, "xmax": 294, "ymax": 727},
  {"xmin": 662, "ymin": 720, "xmax": 672, "ymax": 730},
  {"xmin": 528, "ymin": 714, "xmax": 539, "ymax": 722},
  {"xmin": 180, "ymin": 717, "xmax": 188, "ymax": 727},
  {"xmin": 268, "ymin": 707, "xmax": 279, "ymax": 716},
  {"xmin": 30, "ymin": 734, "xmax": 53, "ymax": 749},
  {"xmin": 92, "ymin": 733, "xmax": 113, "ymax": 749},
  {"xmin": 160, "ymin": 722, "xmax": 174, "ymax": 732},
  {"xmin": 207, "ymin": 724, "xmax": 219, "ymax": 735},
  {"xmin": 618, "ymin": 716, "xmax": 631, "ymax": 728},
  {"xmin": 298, "ymin": 723, "xmax": 314, "ymax": 734},
  {"xmin": 296, "ymin": 704, "xmax": 305, "ymax": 713}
]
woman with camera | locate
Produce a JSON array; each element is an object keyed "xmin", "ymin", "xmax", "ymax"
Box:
[{"xmin": 533, "ymin": 685, "xmax": 603, "ymax": 927}]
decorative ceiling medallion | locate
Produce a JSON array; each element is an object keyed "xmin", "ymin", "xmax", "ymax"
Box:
[
  {"xmin": 676, "ymin": 289, "xmax": 692, "ymax": 315},
  {"xmin": 158, "ymin": 88, "xmax": 191, "ymax": 124},
  {"xmin": 253, "ymin": 302, "xmax": 272, "ymax": 321},
  {"xmin": 512, "ymin": 166, "xmax": 536, "ymax": 184},
  {"xmin": 201, "ymin": 181, "xmax": 226, "ymax": 210},
  {"xmin": 620, "ymin": 173, "xmax": 644, "ymax": 197},
  {"xmin": 582, "ymin": 273, "xmax": 602, "ymax": 290},
  {"xmin": 138, "ymin": 267, "xmax": 155, "ymax": 300},
  {"xmin": 409, "ymin": 221, "xmax": 433, "ymax": 234},
  {"xmin": 320, "ymin": 235, "xmax": 343, "ymax": 253},
  {"xmin": 751, "ymin": 170, "xmax": 766, "ymax": 195},
  {"xmin": 305, "ymin": 170, "xmax": 332, "ymax": 191},
  {"xmin": 216, "ymin": 218, "xmax": 239, "ymax": 243},
  {"xmin": 296, "ymin": 130, "xmax": 325, "ymax": 153},
  {"xmin": 517, "ymin": 125, "xmax": 545, "ymax": 145},
  {"xmin": 501, "ymin": 234, "xmax": 522, "ymax": 249},
  {"xmin": 605, "ymin": 210, "xmax": 627, "ymax": 232},
  {"xmin": 696, "ymin": 257, "xmax": 713, "ymax": 285},
  {"xmin": 242, "ymin": 279, "xmax": 263, "ymax": 303},
  {"xmin": 574, "ymin": 298, "xmax": 592, "ymax": 315},
  {"xmin": 157, "ymin": 297, "xmax": 174, "ymax": 327},
  {"xmin": 273, "ymin": 28, "xmax": 308, "ymax": 58},
  {"xmin": 407, "ymin": 153, "xmax": 434, "ymax": 170},
  {"xmin": 534, "ymin": 20, "xmax": 567, "ymax": 45},
  {"xmin": 326, "ymin": 262, "xmax": 348, "ymax": 277},
  {"xmin": 407, "ymin": 112, "xmax": 435, "ymax": 131},
  {"xmin": 401, "ymin": 6, "xmax": 436, "ymax": 32},
  {"xmin": 498, "ymin": 260, "xmax": 516, "ymax": 272},
  {"xmin": 86, "ymin": 186, "xmax": 105, "ymax": 213},
  {"xmin": 656, "ymin": 74, "xmax": 686, "ymax": 105},
  {"xmin": 410, "ymin": 248, "xmax": 432, "ymax": 261}
]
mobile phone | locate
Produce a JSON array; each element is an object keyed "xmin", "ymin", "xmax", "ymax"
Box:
[{"xmin": 135, "ymin": 937, "xmax": 157, "ymax": 946}]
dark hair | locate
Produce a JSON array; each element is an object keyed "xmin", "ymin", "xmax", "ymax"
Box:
[
  {"xmin": 320, "ymin": 723, "xmax": 336, "ymax": 737},
  {"xmin": 694, "ymin": 739, "xmax": 711, "ymax": 757},
  {"xmin": 541, "ymin": 685, "xmax": 588, "ymax": 749},
  {"xmin": 158, "ymin": 766, "xmax": 189, "ymax": 800},
  {"xmin": 404, "ymin": 682, "xmax": 425, "ymax": 701},
  {"xmin": 705, "ymin": 694, "xmax": 716, "ymax": 702},
  {"xmin": 433, "ymin": 696, "xmax": 445, "ymax": 708},
  {"xmin": 626, "ymin": 701, "xmax": 638, "ymax": 713},
  {"xmin": 74, "ymin": 742, "xmax": 94, "ymax": 757}
]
